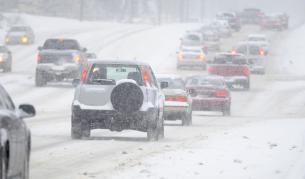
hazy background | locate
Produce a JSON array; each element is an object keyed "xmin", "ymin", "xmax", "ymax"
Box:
[{"xmin": 1, "ymin": 0, "xmax": 305, "ymax": 26}]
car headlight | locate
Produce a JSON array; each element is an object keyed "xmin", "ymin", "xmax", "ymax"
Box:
[
  {"xmin": 74, "ymin": 54, "xmax": 81, "ymax": 63},
  {"xmin": 5, "ymin": 37, "xmax": 10, "ymax": 43},
  {"xmin": 0, "ymin": 55, "xmax": 4, "ymax": 63},
  {"xmin": 21, "ymin": 36, "xmax": 29, "ymax": 43}
]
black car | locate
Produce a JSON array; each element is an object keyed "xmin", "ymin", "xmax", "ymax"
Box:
[
  {"xmin": 0, "ymin": 84, "xmax": 36, "ymax": 179},
  {"xmin": 35, "ymin": 38, "xmax": 88, "ymax": 86},
  {"xmin": 0, "ymin": 46, "xmax": 12, "ymax": 72}
]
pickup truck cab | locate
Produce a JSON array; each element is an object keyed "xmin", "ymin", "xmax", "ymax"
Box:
[{"xmin": 208, "ymin": 53, "xmax": 250, "ymax": 90}]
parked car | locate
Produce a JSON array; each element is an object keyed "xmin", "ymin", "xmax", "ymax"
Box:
[
  {"xmin": 0, "ymin": 46, "xmax": 12, "ymax": 72},
  {"xmin": 71, "ymin": 60, "xmax": 167, "ymax": 141},
  {"xmin": 216, "ymin": 12, "xmax": 241, "ymax": 31},
  {"xmin": 0, "ymin": 84, "xmax": 36, "ymax": 179},
  {"xmin": 157, "ymin": 74, "xmax": 192, "ymax": 126},
  {"xmin": 5, "ymin": 26, "xmax": 35, "ymax": 45},
  {"xmin": 177, "ymin": 46, "xmax": 207, "ymax": 70},
  {"xmin": 239, "ymin": 8, "xmax": 264, "ymax": 25},
  {"xmin": 234, "ymin": 41, "xmax": 267, "ymax": 74},
  {"xmin": 208, "ymin": 53, "xmax": 251, "ymax": 89},
  {"xmin": 35, "ymin": 38, "xmax": 88, "ymax": 86},
  {"xmin": 210, "ymin": 20, "xmax": 232, "ymax": 38},
  {"xmin": 186, "ymin": 75, "xmax": 231, "ymax": 116}
]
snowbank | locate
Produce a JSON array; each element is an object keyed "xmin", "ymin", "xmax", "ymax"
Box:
[{"xmin": 110, "ymin": 119, "xmax": 305, "ymax": 179}]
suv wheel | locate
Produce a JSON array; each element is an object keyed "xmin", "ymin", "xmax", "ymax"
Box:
[
  {"xmin": 35, "ymin": 71, "xmax": 47, "ymax": 87},
  {"xmin": 147, "ymin": 126, "xmax": 159, "ymax": 141},
  {"xmin": 244, "ymin": 80, "xmax": 250, "ymax": 90},
  {"xmin": 0, "ymin": 145, "xmax": 7, "ymax": 179},
  {"xmin": 223, "ymin": 104, "xmax": 231, "ymax": 116},
  {"xmin": 71, "ymin": 115, "xmax": 90, "ymax": 139}
]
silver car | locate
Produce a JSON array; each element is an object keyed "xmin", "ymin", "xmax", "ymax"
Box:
[
  {"xmin": 71, "ymin": 60, "xmax": 167, "ymax": 141},
  {"xmin": 157, "ymin": 74, "xmax": 192, "ymax": 126},
  {"xmin": 5, "ymin": 26, "xmax": 35, "ymax": 45}
]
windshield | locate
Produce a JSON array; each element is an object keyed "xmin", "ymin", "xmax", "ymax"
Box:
[
  {"xmin": 158, "ymin": 78, "xmax": 185, "ymax": 89},
  {"xmin": 214, "ymin": 55, "xmax": 247, "ymax": 64},
  {"xmin": 187, "ymin": 77, "xmax": 224, "ymax": 87},
  {"xmin": 9, "ymin": 26, "xmax": 27, "ymax": 32},
  {"xmin": 87, "ymin": 64, "xmax": 142, "ymax": 85}
]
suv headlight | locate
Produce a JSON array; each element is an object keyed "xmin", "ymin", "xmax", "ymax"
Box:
[
  {"xmin": 74, "ymin": 54, "xmax": 81, "ymax": 63},
  {"xmin": 21, "ymin": 36, "xmax": 29, "ymax": 43}
]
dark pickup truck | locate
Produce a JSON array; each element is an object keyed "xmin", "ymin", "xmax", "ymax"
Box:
[
  {"xmin": 208, "ymin": 53, "xmax": 250, "ymax": 90},
  {"xmin": 35, "ymin": 38, "xmax": 88, "ymax": 86}
]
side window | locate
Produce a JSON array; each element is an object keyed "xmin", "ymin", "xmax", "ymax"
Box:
[
  {"xmin": 237, "ymin": 45, "xmax": 247, "ymax": 54},
  {"xmin": 147, "ymin": 66, "xmax": 158, "ymax": 88},
  {"xmin": 0, "ymin": 87, "xmax": 15, "ymax": 110}
]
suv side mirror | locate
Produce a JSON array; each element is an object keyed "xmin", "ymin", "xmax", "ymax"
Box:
[
  {"xmin": 160, "ymin": 81, "xmax": 168, "ymax": 89},
  {"xmin": 38, "ymin": 46, "xmax": 42, "ymax": 51},
  {"xmin": 72, "ymin": 79, "xmax": 81, "ymax": 87},
  {"xmin": 19, "ymin": 104, "xmax": 36, "ymax": 118}
]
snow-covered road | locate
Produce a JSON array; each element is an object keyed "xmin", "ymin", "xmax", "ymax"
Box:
[{"xmin": 1, "ymin": 14, "xmax": 305, "ymax": 179}]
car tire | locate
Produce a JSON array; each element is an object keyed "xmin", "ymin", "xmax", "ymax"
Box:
[
  {"xmin": 0, "ymin": 145, "xmax": 8, "ymax": 179},
  {"xmin": 2, "ymin": 65, "xmax": 11, "ymax": 73},
  {"xmin": 182, "ymin": 113, "xmax": 192, "ymax": 126},
  {"xmin": 21, "ymin": 156, "xmax": 29, "ymax": 179},
  {"xmin": 71, "ymin": 115, "xmax": 82, "ymax": 139},
  {"xmin": 244, "ymin": 80, "xmax": 250, "ymax": 90},
  {"xmin": 147, "ymin": 125, "xmax": 159, "ymax": 141},
  {"xmin": 223, "ymin": 103, "xmax": 231, "ymax": 116},
  {"xmin": 158, "ymin": 119, "xmax": 164, "ymax": 139},
  {"xmin": 35, "ymin": 71, "xmax": 47, "ymax": 87}
]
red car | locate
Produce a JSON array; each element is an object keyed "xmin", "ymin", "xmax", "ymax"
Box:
[{"xmin": 186, "ymin": 75, "xmax": 231, "ymax": 116}]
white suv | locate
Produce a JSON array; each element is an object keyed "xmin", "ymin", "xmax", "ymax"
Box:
[{"xmin": 71, "ymin": 60, "xmax": 167, "ymax": 141}]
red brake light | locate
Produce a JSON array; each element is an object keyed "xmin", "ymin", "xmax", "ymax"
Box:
[
  {"xmin": 142, "ymin": 67, "xmax": 150, "ymax": 82},
  {"xmin": 231, "ymin": 49, "xmax": 237, "ymax": 55},
  {"xmin": 81, "ymin": 64, "xmax": 89, "ymax": 82},
  {"xmin": 198, "ymin": 53, "xmax": 205, "ymax": 61},
  {"xmin": 37, "ymin": 54, "xmax": 42, "ymax": 62},
  {"xmin": 177, "ymin": 52, "xmax": 184, "ymax": 61},
  {"xmin": 243, "ymin": 67, "xmax": 250, "ymax": 76},
  {"xmin": 214, "ymin": 90, "xmax": 228, "ymax": 97},
  {"xmin": 166, "ymin": 96, "xmax": 187, "ymax": 102},
  {"xmin": 259, "ymin": 49, "xmax": 265, "ymax": 56},
  {"xmin": 208, "ymin": 67, "xmax": 216, "ymax": 74}
]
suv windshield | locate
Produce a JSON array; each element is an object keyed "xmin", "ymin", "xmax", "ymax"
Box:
[
  {"xmin": 43, "ymin": 39, "xmax": 80, "ymax": 50},
  {"xmin": 158, "ymin": 78, "xmax": 185, "ymax": 90},
  {"xmin": 87, "ymin": 64, "xmax": 142, "ymax": 85}
]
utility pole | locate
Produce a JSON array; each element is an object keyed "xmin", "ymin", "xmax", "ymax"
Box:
[{"xmin": 79, "ymin": 0, "xmax": 84, "ymax": 21}]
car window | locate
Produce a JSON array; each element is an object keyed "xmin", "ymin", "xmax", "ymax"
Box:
[
  {"xmin": 87, "ymin": 64, "xmax": 143, "ymax": 85},
  {"xmin": 0, "ymin": 86, "xmax": 15, "ymax": 110},
  {"xmin": 147, "ymin": 66, "xmax": 158, "ymax": 88},
  {"xmin": 187, "ymin": 77, "xmax": 224, "ymax": 87},
  {"xmin": 214, "ymin": 55, "xmax": 247, "ymax": 65},
  {"xmin": 43, "ymin": 39, "xmax": 80, "ymax": 50},
  {"xmin": 237, "ymin": 45, "xmax": 247, "ymax": 54},
  {"xmin": 158, "ymin": 78, "xmax": 185, "ymax": 90},
  {"xmin": 249, "ymin": 45, "xmax": 260, "ymax": 55}
]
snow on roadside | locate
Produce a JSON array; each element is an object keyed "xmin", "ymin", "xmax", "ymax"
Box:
[{"xmin": 109, "ymin": 119, "xmax": 305, "ymax": 179}]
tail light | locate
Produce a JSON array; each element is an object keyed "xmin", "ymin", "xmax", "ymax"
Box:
[
  {"xmin": 177, "ymin": 52, "xmax": 184, "ymax": 61},
  {"xmin": 259, "ymin": 49, "xmax": 265, "ymax": 56},
  {"xmin": 231, "ymin": 48, "xmax": 237, "ymax": 55},
  {"xmin": 243, "ymin": 67, "xmax": 250, "ymax": 76},
  {"xmin": 198, "ymin": 53, "xmax": 205, "ymax": 61},
  {"xmin": 0, "ymin": 55, "xmax": 3, "ymax": 63},
  {"xmin": 208, "ymin": 66, "xmax": 216, "ymax": 74},
  {"xmin": 37, "ymin": 54, "xmax": 42, "ymax": 62},
  {"xmin": 81, "ymin": 64, "xmax": 89, "ymax": 82},
  {"xmin": 166, "ymin": 96, "xmax": 187, "ymax": 102},
  {"xmin": 142, "ymin": 66, "xmax": 150, "ymax": 85},
  {"xmin": 214, "ymin": 89, "xmax": 228, "ymax": 97}
]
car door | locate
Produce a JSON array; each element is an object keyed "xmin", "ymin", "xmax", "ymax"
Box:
[{"xmin": 0, "ymin": 86, "xmax": 27, "ymax": 175}]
